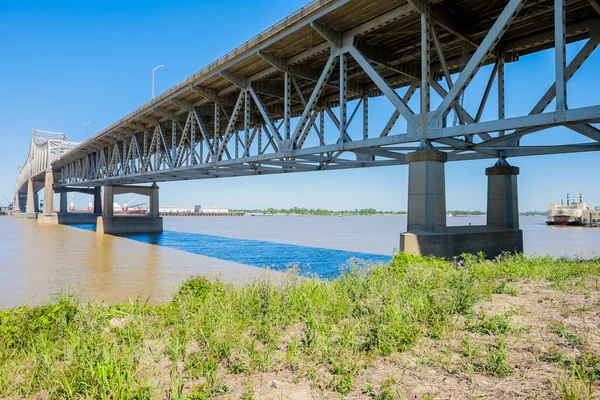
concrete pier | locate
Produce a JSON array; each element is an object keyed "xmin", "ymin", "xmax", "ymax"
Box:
[
  {"xmin": 400, "ymin": 152, "xmax": 523, "ymax": 259},
  {"xmin": 14, "ymin": 179, "xmax": 39, "ymax": 219},
  {"xmin": 26, "ymin": 179, "xmax": 36, "ymax": 214},
  {"xmin": 13, "ymin": 194, "xmax": 20, "ymax": 213},
  {"xmin": 486, "ymin": 159, "xmax": 520, "ymax": 230},
  {"xmin": 43, "ymin": 167, "xmax": 54, "ymax": 215},
  {"xmin": 406, "ymin": 150, "xmax": 447, "ymax": 232},
  {"xmin": 93, "ymin": 187, "xmax": 102, "ymax": 214},
  {"xmin": 96, "ymin": 183, "xmax": 163, "ymax": 235},
  {"xmin": 60, "ymin": 192, "xmax": 68, "ymax": 213},
  {"xmin": 38, "ymin": 184, "xmax": 104, "ymax": 225}
]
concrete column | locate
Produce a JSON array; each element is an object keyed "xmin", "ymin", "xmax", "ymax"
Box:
[
  {"xmin": 486, "ymin": 159, "xmax": 520, "ymax": 229},
  {"xmin": 18, "ymin": 193, "xmax": 27, "ymax": 213},
  {"xmin": 406, "ymin": 150, "xmax": 447, "ymax": 232},
  {"xmin": 60, "ymin": 191, "xmax": 68, "ymax": 213},
  {"xmin": 26, "ymin": 179, "xmax": 35, "ymax": 214},
  {"xmin": 149, "ymin": 183, "xmax": 159, "ymax": 217},
  {"xmin": 93, "ymin": 187, "xmax": 102, "ymax": 214},
  {"xmin": 13, "ymin": 194, "xmax": 20, "ymax": 212},
  {"xmin": 103, "ymin": 185, "xmax": 114, "ymax": 217},
  {"xmin": 43, "ymin": 168, "xmax": 54, "ymax": 214}
]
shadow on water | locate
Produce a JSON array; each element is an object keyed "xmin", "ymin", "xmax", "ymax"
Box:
[{"xmin": 70, "ymin": 224, "xmax": 391, "ymax": 278}]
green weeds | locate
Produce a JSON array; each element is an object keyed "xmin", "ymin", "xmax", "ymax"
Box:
[
  {"xmin": 466, "ymin": 311, "xmax": 511, "ymax": 335},
  {"xmin": 550, "ymin": 323, "xmax": 583, "ymax": 346},
  {"xmin": 0, "ymin": 254, "xmax": 599, "ymax": 397},
  {"xmin": 483, "ymin": 337, "xmax": 513, "ymax": 376}
]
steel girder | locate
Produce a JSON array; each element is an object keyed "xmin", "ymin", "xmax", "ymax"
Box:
[{"xmin": 45, "ymin": 0, "xmax": 600, "ymax": 187}]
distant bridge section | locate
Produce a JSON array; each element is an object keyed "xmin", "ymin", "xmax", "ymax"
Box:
[{"xmin": 14, "ymin": 130, "xmax": 77, "ymax": 214}]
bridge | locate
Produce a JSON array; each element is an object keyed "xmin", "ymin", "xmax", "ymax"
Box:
[
  {"xmin": 14, "ymin": 130, "xmax": 78, "ymax": 218},
  {"xmin": 14, "ymin": 0, "xmax": 600, "ymax": 257}
]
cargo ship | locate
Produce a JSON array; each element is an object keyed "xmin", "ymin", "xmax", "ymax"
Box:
[{"xmin": 546, "ymin": 193, "xmax": 588, "ymax": 226}]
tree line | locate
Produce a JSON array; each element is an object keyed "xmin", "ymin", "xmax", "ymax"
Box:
[{"xmin": 231, "ymin": 208, "xmax": 548, "ymax": 216}]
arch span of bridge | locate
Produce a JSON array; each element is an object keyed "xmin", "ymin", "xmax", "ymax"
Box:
[
  {"xmin": 14, "ymin": 130, "xmax": 78, "ymax": 218},
  {"xmin": 14, "ymin": 0, "xmax": 600, "ymax": 257}
]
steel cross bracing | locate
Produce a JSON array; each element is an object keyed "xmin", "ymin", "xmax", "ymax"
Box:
[
  {"xmin": 15, "ymin": 130, "xmax": 77, "ymax": 195},
  {"xmin": 52, "ymin": 0, "xmax": 600, "ymax": 187}
]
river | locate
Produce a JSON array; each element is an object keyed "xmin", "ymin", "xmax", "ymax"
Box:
[{"xmin": 1, "ymin": 215, "xmax": 598, "ymax": 308}]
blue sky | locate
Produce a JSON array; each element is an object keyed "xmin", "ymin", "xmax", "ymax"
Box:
[{"xmin": 1, "ymin": 0, "xmax": 599, "ymax": 212}]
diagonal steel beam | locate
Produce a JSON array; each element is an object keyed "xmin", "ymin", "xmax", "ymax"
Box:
[
  {"xmin": 249, "ymin": 87, "xmax": 283, "ymax": 147},
  {"xmin": 566, "ymin": 124, "xmax": 600, "ymax": 142},
  {"xmin": 475, "ymin": 61, "xmax": 499, "ymax": 123},
  {"xmin": 380, "ymin": 84, "xmax": 418, "ymax": 137},
  {"xmin": 429, "ymin": 80, "xmax": 491, "ymax": 141},
  {"xmin": 194, "ymin": 109, "xmax": 215, "ymax": 159},
  {"xmin": 589, "ymin": 0, "xmax": 600, "ymax": 16},
  {"xmin": 485, "ymin": 28, "xmax": 600, "ymax": 143},
  {"xmin": 434, "ymin": 0, "xmax": 525, "ymax": 119},
  {"xmin": 291, "ymin": 52, "xmax": 337, "ymax": 144},
  {"xmin": 219, "ymin": 91, "xmax": 245, "ymax": 158},
  {"xmin": 349, "ymin": 46, "xmax": 419, "ymax": 130}
]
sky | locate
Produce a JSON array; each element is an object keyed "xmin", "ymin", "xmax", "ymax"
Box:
[{"xmin": 1, "ymin": 0, "xmax": 599, "ymax": 212}]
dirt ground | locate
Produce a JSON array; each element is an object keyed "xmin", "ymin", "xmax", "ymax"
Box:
[{"xmin": 200, "ymin": 280, "xmax": 600, "ymax": 399}]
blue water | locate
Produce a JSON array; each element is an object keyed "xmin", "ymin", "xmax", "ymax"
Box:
[{"xmin": 72, "ymin": 224, "xmax": 391, "ymax": 278}]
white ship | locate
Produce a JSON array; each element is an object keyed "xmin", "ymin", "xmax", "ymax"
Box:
[{"xmin": 547, "ymin": 193, "xmax": 588, "ymax": 226}]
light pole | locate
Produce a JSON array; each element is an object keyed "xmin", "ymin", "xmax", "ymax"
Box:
[
  {"xmin": 152, "ymin": 64, "xmax": 165, "ymax": 99},
  {"xmin": 82, "ymin": 121, "xmax": 91, "ymax": 141}
]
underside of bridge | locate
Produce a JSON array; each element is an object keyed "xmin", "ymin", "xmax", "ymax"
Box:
[{"xmin": 16, "ymin": 0, "xmax": 600, "ymax": 256}]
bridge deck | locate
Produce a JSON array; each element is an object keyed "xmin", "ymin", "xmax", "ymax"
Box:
[{"xmin": 50, "ymin": 0, "xmax": 600, "ymax": 186}]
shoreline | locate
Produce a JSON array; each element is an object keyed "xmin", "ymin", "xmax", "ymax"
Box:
[{"xmin": 2, "ymin": 254, "xmax": 599, "ymax": 398}]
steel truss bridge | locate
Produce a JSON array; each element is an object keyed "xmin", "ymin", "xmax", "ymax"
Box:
[
  {"xmin": 15, "ymin": 130, "xmax": 77, "ymax": 211},
  {"xmin": 22, "ymin": 0, "xmax": 600, "ymax": 188}
]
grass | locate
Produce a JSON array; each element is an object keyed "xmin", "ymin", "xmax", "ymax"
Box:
[
  {"xmin": 0, "ymin": 253, "xmax": 599, "ymax": 398},
  {"xmin": 550, "ymin": 323, "xmax": 583, "ymax": 346}
]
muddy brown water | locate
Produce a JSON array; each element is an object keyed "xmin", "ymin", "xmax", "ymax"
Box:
[{"xmin": 0, "ymin": 215, "xmax": 598, "ymax": 308}]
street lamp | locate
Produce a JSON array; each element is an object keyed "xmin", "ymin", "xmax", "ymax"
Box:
[
  {"xmin": 82, "ymin": 121, "xmax": 91, "ymax": 141},
  {"xmin": 152, "ymin": 64, "xmax": 165, "ymax": 99}
]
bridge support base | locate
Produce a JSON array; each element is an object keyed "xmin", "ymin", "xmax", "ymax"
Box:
[
  {"xmin": 97, "ymin": 183, "xmax": 163, "ymax": 235},
  {"xmin": 96, "ymin": 216, "xmax": 163, "ymax": 235},
  {"xmin": 400, "ymin": 152, "xmax": 523, "ymax": 259},
  {"xmin": 13, "ymin": 212, "xmax": 37, "ymax": 220},
  {"xmin": 37, "ymin": 212, "xmax": 100, "ymax": 225},
  {"xmin": 400, "ymin": 226, "xmax": 523, "ymax": 259}
]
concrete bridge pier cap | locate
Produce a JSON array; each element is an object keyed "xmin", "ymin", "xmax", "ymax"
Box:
[
  {"xmin": 400, "ymin": 151, "xmax": 523, "ymax": 259},
  {"xmin": 96, "ymin": 183, "xmax": 163, "ymax": 235}
]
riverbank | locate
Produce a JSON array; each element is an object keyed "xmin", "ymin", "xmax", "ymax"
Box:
[{"xmin": 1, "ymin": 254, "xmax": 599, "ymax": 399}]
